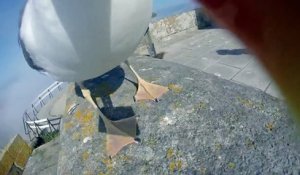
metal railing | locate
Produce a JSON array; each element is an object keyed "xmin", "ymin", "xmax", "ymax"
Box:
[{"xmin": 23, "ymin": 81, "xmax": 68, "ymax": 140}]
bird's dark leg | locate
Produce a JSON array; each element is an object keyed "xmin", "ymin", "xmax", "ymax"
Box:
[
  {"xmin": 78, "ymin": 81, "xmax": 137, "ymax": 157},
  {"xmin": 78, "ymin": 82, "xmax": 98, "ymax": 109},
  {"xmin": 125, "ymin": 61, "xmax": 169, "ymax": 102}
]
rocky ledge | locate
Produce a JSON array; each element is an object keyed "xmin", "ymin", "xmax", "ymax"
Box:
[{"xmin": 25, "ymin": 56, "xmax": 300, "ymax": 174}]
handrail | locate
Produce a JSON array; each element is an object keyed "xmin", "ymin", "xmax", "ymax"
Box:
[{"xmin": 23, "ymin": 81, "xmax": 68, "ymax": 140}]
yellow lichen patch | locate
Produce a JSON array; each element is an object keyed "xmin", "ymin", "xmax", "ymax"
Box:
[
  {"xmin": 169, "ymin": 160, "xmax": 183, "ymax": 172},
  {"xmin": 72, "ymin": 132, "xmax": 81, "ymax": 140},
  {"xmin": 81, "ymin": 125, "xmax": 97, "ymax": 137},
  {"xmin": 199, "ymin": 167, "xmax": 207, "ymax": 174},
  {"xmin": 237, "ymin": 97, "xmax": 265, "ymax": 110},
  {"xmin": 166, "ymin": 148, "xmax": 174, "ymax": 159},
  {"xmin": 82, "ymin": 151, "xmax": 90, "ymax": 161},
  {"xmin": 145, "ymin": 135, "xmax": 157, "ymax": 148},
  {"xmin": 197, "ymin": 102, "xmax": 207, "ymax": 110},
  {"xmin": 75, "ymin": 110, "xmax": 84, "ymax": 120},
  {"xmin": 215, "ymin": 143, "xmax": 222, "ymax": 150},
  {"xmin": 63, "ymin": 121, "xmax": 74, "ymax": 131},
  {"xmin": 265, "ymin": 122, "xmax": 275, "ymax": 132},
  {"xmin": 245, "ymin": 138, "xmax": 255, "ymax": 148},
  {"xmin": 237, "ymin": 97, "xmax": 255, "ymax": 108},
  {"xmin": 172, "ymin": 101, "xmax": 182, "ymax": 109},
  {"xmin": 228, "ymin": 162, "xmax": 236, "ymax": 169},
  {"xmin": 168, "ymin": 83, "xmax": 183, "ymax": 93},
  {"xmin": 83, "ymin": 171, "xmax": 93, "ymax": 175},
  {"xmin": 169, "ymin": 161, "xmax": 176, "ymax": 172},
  {"xmin": 177, "ymin": 160, "xmax": 183, "ymax": 169},
  {"xmin": 101, "ymin": 157, "xmax": 114, "ymax": 174},
  {"xmin": 102, "ymin": 158, "xmax": 113, "ymax": 167},
  {"xmin": 137, "ymin": 101, "xmax": 148, "ymax": 109},
  {"xmin": 79, "ymin": 112, "xmax": 94, "ymax": 124},
  {"xmin": 118, "ymin": 155, "xmax": 132, "ymax": 162}
]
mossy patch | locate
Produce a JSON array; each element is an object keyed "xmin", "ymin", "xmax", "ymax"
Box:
[
  {"xmin": 145, "ymin": 135, "xmax": 158, "ymax": 148},
  {"xmin": 82, "ymin": 151, "xmax": 90, "ymax": 161},
  {"xmin": 118, "ymin": 154, "xmax": 133, "ymax": 162},
  {"xmin": 228, "ymin": 162, "xmax": 236, "ymax": 169},
  {"xmin": 215, "ymin": 143, "xmax": 222, "ymax": 150},
  {"xmin": 197, "ymin": 101, "xmax": 208, "ymax": 110},
  {"xmin": 166, "ymin": 147, "xmax": 185, "ymax": 173},
  {"xmin": 63, "ymin": 121, "xmax": 74, "ymax": 131},
  {"xmin": 172, "ymin": 101, "xmax": 183, "ymax": 109},
  {"xmin": 169, "ymin": 160, "xmax": 183, "ymax": 172},
  {"xmin": 237, "ymin": 96, "xmax": 254, "ymax": 108},
  {"xmin": 40, "ymin": 131, "xmax": 59, "ymax": 143},
  {"xmin": 79, "ymin": 112, "xmax": 94, "ymax": 124},
  {"xmin": 245, "ymin": 138, "xmax": 256, "ymax": 148},
  {"xmin": 199, "ymin": 167, "xmax": 207, "ymax": 174},
  {"xmin": 265, "ymin": 122, "xmax": 275, "ymax": 132},
  {"xmin": 237, "ymin": 96, "xmax": 264, "ymax": 110},
  {"xmin": 168, "ymin": 83, "xmax": 183, "ymax": 93},
  {"xmin": 137, "ymin": 101, "xmax": 149, "ymax": 110},
  {"xmin": 166, "ymin": 148, "xmax": 174, "ymax": 159},
  {"xmin": 101, "ymin": 157, "xmax": 114, "ymax": 174},
  {"xmin": 81, "ymin": 125, "xmax": 97, "ymax": 137},
  {"xmin": 72, "ymin": 132, "xmax": 81, "ymax": 140},
  {"xmin": 83, "ymin": 171, "xmax": 93, "ymax": 175}
]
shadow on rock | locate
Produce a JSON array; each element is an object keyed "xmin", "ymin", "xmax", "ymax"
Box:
[{"xmin": 75, "ymin": 66, "xmax": 139, "ymax": 137}]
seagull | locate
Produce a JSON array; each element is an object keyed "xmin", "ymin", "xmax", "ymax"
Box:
[{"xmin": 19, "ymin": 0, "xmax": 168, "ymax": 157}]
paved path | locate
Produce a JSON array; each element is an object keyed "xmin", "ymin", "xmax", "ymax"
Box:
[
  {"xmin": 154, "ymin": 29, "xmax": 283, "ymax": 99},
  {"xmin": 37, "ymin": 87, "xmax": 68, "ymax": 119}
]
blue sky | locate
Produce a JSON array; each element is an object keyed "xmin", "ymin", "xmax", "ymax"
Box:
[{"xmin": 0, "ymin": 0, "xmax": 198, "ymax": 148}]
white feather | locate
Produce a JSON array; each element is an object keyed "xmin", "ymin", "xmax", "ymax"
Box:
[{"xmin": 20, "ymin": 0, "xmax": 152, "ymax": 82}]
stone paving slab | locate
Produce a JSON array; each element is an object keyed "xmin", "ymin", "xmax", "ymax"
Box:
[
  {"xmin": 37, "ymin": 87, "xmax": 68, "ymax": 119},
  {"xmin": 184, "ymin": 55, "xmax": 218, "ymax": 71},
  {"xmin": 266, "ymin": 82, "xmax": 284, "ymax": 99},
  {"xmin": 217, "ymin": 53, "xmax": 253, "ymax": 69},
  {"xmin": 232, "ymin": 60, "xmax": 272, "ymax": 91},
  {"xmin": 203, "ymin": 63, "xmax": 240, "ymax": 80},
  {"xmin": 155, "ymin": 29, "xmax": 281, "ymax": 98}
]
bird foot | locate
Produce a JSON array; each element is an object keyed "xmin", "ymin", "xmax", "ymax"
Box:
[
  {"xmin": 81, "ymin": 88, "xmax": 98, "ymax": 109},
  {"xmin": 80, "ymin": 88, "xmax": 137, "ymax": 157},
  {"xmin": 102, "ymin": 116, "xmax": 137, "ymax": 157},
  {"xmin": 135, "ymin": 78, "xmax": 169, "ymax": 101}
]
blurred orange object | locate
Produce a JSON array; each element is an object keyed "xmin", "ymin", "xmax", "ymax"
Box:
[{"xmin": 196, "ymin": 0, "xmax": 300, "ymax": 118}]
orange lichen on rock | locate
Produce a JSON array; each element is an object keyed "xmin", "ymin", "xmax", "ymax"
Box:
[
  {"xmin": 166, "ymin": 148, "xmax": 174, "ymax": 159},
  {"xmin": 81, "ymin": 125, "xmax": 97, "ymax": 138},
  {"xmin": 169, "ymin": 160, "xmax": 183, "ymax": 172},
  {"xmin": 101, "ymin": 157, "xmax": 114, "ymax": 174},
  {"xmin": 77, "ymin": 111, "xmax": 94, "ymax": 125},
  {"xmin": 168, "ymin": 83, "xmax": 183, "ymax": 94},
  {"xmin": 71, "ymin": 132, "xmax": 81, "ymax": 140},
  {"xmin": 75, "ymin": 110, "xmax": 84, "ymax": 120},
  {"xmin": 63, "ymin": 121, "xmax": 74, "ymax": 131}
]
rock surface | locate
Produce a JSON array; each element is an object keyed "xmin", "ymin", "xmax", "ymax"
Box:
[
  {"xmin": 56, "ymin": 57, "xmax": 300, "ymax": 174},
  {"xmin": 23, "ymin": 57, "xmax": 300, "ymax": 174},
  {"xmin": 23, "ymin": 136, "xmax": 60, "ymax": 175}
]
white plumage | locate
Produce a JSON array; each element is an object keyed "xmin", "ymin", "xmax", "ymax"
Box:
[
  {"xmin": 19, "ymin": 0, "xmax": 152, "ymax": 82},
  {"xmin": 20, "ymin": 0, "xmax": 169, "ymax": 157}
]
